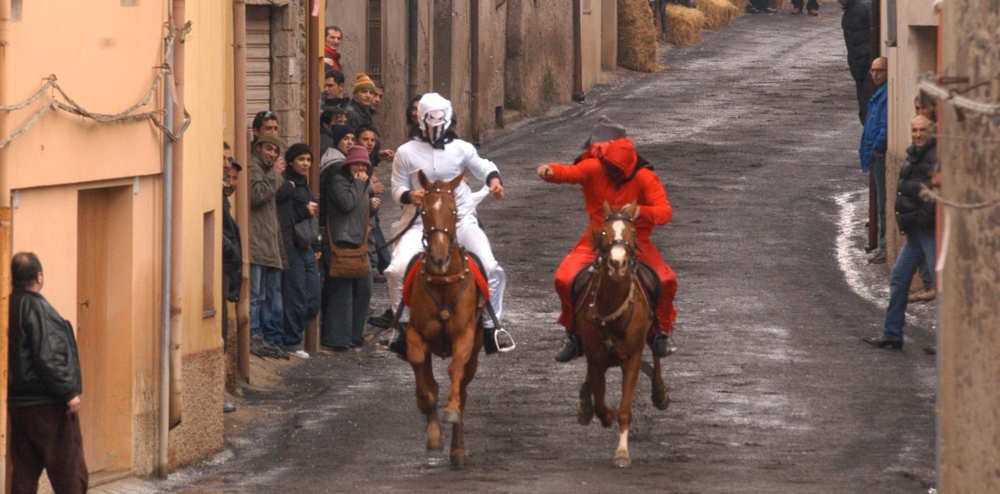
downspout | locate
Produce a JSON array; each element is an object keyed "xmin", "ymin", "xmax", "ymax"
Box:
[
  {"xmin": 407, "ymin": 0, "xmax": 418, "ymax": 100},
  {"xmin": 304, "ymin": 0, "xmax": 320, "ymax": 353},
  {"xmin": 0, "ymin": 6, "xmax": 8, "ymax": 489},
  {"xmin": 233, "ymin": 0, "xmax": 250, "ymax": 384},
  {"xmin": 169, "ymin": 0, "xmax": 186, "ymax": 430},
  {"xmin": 572, "ymin": 0, "xmax": 584, "ymax": 102},
  {"xmin": 469, "ymin": 0, "xmax": 480, "ymax": 143},
  {"xmin": 157, "ymin": 5, "xmax": 177, "ymax": 478}
]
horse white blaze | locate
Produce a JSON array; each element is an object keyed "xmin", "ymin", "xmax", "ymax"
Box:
[{"xmin": 609, "ymin": 220, "xmax": 627, "ymax": 265}]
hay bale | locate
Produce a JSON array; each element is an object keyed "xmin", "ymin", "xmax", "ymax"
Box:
[
  {"xmin": 664, "ymin": 4, "xmax": 705, "ymax": 46},
  {"xmin": 697, "ymin": 0, "xmax": 739, "ymax": 29},
  {"xmin": 617, "ymin": 0, "xmax": 659, "ymax": 72}
]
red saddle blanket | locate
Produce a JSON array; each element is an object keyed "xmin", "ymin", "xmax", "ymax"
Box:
[{"xmin": 403, "ymin": 253, "xmax": 489, "ymax": 306}]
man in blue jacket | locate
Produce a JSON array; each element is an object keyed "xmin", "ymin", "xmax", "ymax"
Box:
[{"xmin": 859, "ymin": 56, "xmax": 888, "ymax": 263}]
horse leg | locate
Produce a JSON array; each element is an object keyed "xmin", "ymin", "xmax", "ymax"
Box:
[
  {"xmin": 651, "ymin": 354, "xmax": 670, "ymax": 410},
  {"xmin": 614, "ymin": 353, "xmax": 642, "ymax": 468},
  {"xmin": 450, "ymin": 348, "xmax": 478, "ymax": 468},
  {"xmin": 578, "ymin": 378, "xmax": 594, "ymax": 425},
  {"xmin": 441, "ymin": 326, "xmax": 474, "ymax": 425},
  {"xmin": 408, "ymin": 332, "xmax": 441, "ymax": 451},
  {"xmin": 589, "ymin": 362, "xmax": 616, "ymax": 428}
]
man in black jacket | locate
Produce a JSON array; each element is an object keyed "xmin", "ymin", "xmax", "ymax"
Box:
[
  {"xmin": 863, "ymin": 116, "xmax": 937, "ymax": 350},
  {"xmin": 840, "ymin": 0, "xmax": 873, "ymax": 122},
  {"xmin": 8, "ymin": 252, "xmax": 88, "ymax": 493}
]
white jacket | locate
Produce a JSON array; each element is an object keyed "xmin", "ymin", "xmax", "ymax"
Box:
[{"xmin": 390, "ymin": 138, "xmax": 500, "ymax": 223}]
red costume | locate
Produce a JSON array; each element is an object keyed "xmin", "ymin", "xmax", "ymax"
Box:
[{"xmin": 542, "ymin": 138, "xmax": 678, "ymax": 334}]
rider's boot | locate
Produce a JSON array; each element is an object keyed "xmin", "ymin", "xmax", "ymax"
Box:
[
  {"xmin": 554, "ymin": 333, "xmax": 583, "ymax": 362},
  {"xmin": 387, "ymin": 326, "xmax": 407, "ymax": 357},
  {"xmin": 649, "ymin": 331, "xmax": 676, "ymax": 357},
  {"xmin": 484, "ymin": 325, "xmax": 516, "ymax": 354}
]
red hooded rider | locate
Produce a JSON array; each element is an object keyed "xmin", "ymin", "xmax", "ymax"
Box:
[{"xmin": 538, "ymin": 130, "xmax": 678, "ymax": 362}]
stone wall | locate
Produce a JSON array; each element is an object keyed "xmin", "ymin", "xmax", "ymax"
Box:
[
  {"xmin": 270, "ymin": 1, "xmax": 307, "ymax": 145},
  {"xmin": 505, "ymin": 0, "xmax": 575, "ymax": 115}
]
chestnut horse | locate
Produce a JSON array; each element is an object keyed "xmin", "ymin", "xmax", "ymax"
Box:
[
  {"xmin": 406, "ymin": 170, "xmax": 484, "ymax": 467},
  {"xmin": 575, "ymin": 201, "xmax": 669, "ymax": 468}
]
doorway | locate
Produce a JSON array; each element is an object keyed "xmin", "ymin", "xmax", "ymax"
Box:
[{"xmin": 76, "ymin": 186, "xmax": 134, "ymax": 477}]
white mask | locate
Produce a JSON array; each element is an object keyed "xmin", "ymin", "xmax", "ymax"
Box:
[{"xmin": 417, "ymin": 93, "xmax": 454, "ymax": 145}]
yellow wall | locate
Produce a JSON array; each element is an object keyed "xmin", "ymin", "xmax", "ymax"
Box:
[
  {"xmin": 181, "ymin": 0, "xmax": 227, "ymax": 355},
  {"xmin": 0, "ymin": 1, "xmax": 164, "ymax": 195}
]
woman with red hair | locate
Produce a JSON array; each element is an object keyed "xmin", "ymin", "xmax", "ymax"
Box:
[{"xmin": 538, "ymin": 129, "xmax": 678, "ymax": 362}]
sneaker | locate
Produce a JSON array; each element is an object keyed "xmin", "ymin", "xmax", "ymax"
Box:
[
  {"xmin": 908, "ymin": 288, "xmax": 936, "ymax": 303},
  {"xmin": 290, "ymin": 349, "xmax": 310, "ymax": 359},
  {"xmin": 223, "ymin": 401, "xmax": 236, "ymax": 413},
  {"xmin": 264, "ymin": 339, "xmax": 290, "ymax": 359},
  {"xmin": 867, "ymin": 250, "xmax": 887, "ymax": 264},
  {"xmin": 554, "ymin": 335, "xmax": 582, "ymax": 362},
  {"xmin": 862, "ymin": 335, "xmax": 903, "ymax": 350},
  {"xmin": 251, "ymin": 335, "xmax": 276, "ymax": 358},
  {"xmin": 807, "ymin": 8, "xmax": 818, "ymax": 15},
  {"xmin": 791, "ymin": 7, "xmax": 801, "ymax": 14}
]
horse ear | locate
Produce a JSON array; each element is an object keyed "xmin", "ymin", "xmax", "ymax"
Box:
[
  {"xmin": 602, "ymin": 201, "xmax": 612, "ymax": 219},
  {"xmin": 623, "ymin": 200, "xmax": 639, "ymax": 219},
  {"xmin": 418, "ymin": 170, "xmax": 430, "ymax": 189},
  {"xmin": 447, "ymin": 171, "xmax": 466, "ymax": 190}
]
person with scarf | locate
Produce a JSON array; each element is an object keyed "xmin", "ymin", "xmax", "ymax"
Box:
[
  {"xmin": 323, "ymin": 26, "xmax": 343, "ymax": 72},
  {"xmin": 538, "ymin": 117, "xmax": 678, "ymax": 362}
]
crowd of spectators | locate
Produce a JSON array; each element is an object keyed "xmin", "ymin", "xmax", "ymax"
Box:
[{"xmin": 221, "ymin": 25, "xmax": 405, "ymax": 360}]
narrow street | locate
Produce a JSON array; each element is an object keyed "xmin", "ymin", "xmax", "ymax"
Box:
[{"xmin": 146, "ymin": 10, "xmax": 936, "ymax": 494}]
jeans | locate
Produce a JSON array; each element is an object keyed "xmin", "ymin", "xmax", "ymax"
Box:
[
  {"xmin": 883, "ymin": 228, "xmax": 936, "ymax": 340},
  {"xmin": 251, "ymin": 264, "xmax": 284, "ymax": 344},
  {"xmin": 281, "ymin": 244, "xmax": 321, "ymax": 349},
  {"xmin": 321, "ymin": 275, "xmax": 373, "ymax": 348},
  {"xmin": 871, "ymin": 156, "xmax": 887, "ymax": 250}
]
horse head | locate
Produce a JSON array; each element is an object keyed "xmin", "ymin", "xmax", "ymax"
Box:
[
  {"xmin": 418, "ymin": 169, "xmax": 464, "ymax": 275},
  {"xmin": 594, "ymin": 200, "xmax": 640, "ymax": 280}
]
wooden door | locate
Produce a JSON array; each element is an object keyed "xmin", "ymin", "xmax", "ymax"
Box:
[{"xmin": 76, "ymin": 187, "xmax": 133, "ymax": 476}]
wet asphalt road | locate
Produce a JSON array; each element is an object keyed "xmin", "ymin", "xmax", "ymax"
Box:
[{"xmin": 157, "ymin": 9, "xmax": 938, "ymax": 494}]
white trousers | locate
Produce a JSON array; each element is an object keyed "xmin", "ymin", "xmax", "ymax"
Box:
[{"xmin": 385, "ymin": 217, "xmax": 506, "ymax": 324}]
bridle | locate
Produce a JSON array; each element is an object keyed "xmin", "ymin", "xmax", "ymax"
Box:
[
  {"xmin": 418, "ymin": 184, "xmax": 473, "ymax": 322},
  {"xmin": 588, "ymin": 211, "xmax": 640, "ymax": 327},
  {"xmin": 421, "ymin": 186, "xmax": 459, "ymax": 269},
  {"xmin": 594, "ymin": 211, "xmax": 638, "ymax": 270}
]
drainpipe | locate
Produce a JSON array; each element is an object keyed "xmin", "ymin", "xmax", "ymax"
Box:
[
  {"xmin": 169, "ymin": 0, "xmax": 186, "ymax": 431},
  {"xmin": 407, "ymin": 0, "xmax": 419, "ymax": 100},
  {"xmin": 572, "ymin": 0, "xmax": 584, "ymax": 102},
  {"xmin": 0, "ymin": 7, "xmax": 8, "ymax": 489},
  {"xmin": 233, "ymin": 0, "xmax": 250, "ymax": 384},
  {"xmin": 157, "ymin": 8, "xmax": 177, "ymax": 479},
  {"xmin": 304, "ymin": 0, "xmax": 320, "ymax": 353},
  {"xmin": 469, "ymin": 0, "xmax": 480, "ymax": 143}
]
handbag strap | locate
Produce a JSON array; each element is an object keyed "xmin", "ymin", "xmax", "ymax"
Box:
[{"xmin": 326, "ymin": 194, "xmax": 370, "ymax": 256}]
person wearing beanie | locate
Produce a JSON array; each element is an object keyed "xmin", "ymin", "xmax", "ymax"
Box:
[
  {"xmin": 384, "ymin": 92, "xmax": 516, "ymax": 356},
  {"xmin": 248, "ymin": 129, "xmax": 289, "ymax": 358},
  {"xmin": 321, "ymin": 146, "xmax": 376, "ymax": 350},
  {"xmin": 345, "ymin": 73, "xmax": 378, "ymax": 132},
  {"xmin": 275, "ymin": 144, "xmax": 321, "ymax": 359},
  {"xmin": 538, "ymin": 136, "xmax": 679, "ymax": 362}
]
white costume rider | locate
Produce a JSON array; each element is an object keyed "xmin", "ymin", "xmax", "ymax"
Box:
[{"xmin": 386, "ymin": 93, "xmax": 510, "ymax": 343}]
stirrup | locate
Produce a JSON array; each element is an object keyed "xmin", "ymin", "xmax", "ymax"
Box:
[{"xmin": 484, "ymin": 327, "xmax": 516, "ymax": 354}]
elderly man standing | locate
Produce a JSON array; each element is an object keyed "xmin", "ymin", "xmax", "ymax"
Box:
[
  {"xmin": 8, "ymin": 252, "xmax": 88, "ymax": 494},
  {"xmin": 249, "ymin": 133, "xmax": 289, "ymax": 358},
  {"xmin": 860, "ymin": 56, "xmax": 889, "ymax": 263},
  {"xmin": 862, "ymin": 115, "xmax": 937, "ymax": 350}
]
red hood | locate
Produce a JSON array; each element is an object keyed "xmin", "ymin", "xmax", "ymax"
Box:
[{"xmin": 589, "ymin": 138, "xmax": 637, "ymax": 177}]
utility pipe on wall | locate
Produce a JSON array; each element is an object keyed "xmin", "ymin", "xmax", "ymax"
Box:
[
  {"xmin": 168, "ymin": 0, "xmax": 186, "ymax": 431},
  {"xmin": 303, "ymin": 0, "xmax": 320, "ymax": 354},
  {"xmin": 469, "ymin": 0, "xmax": 480, "ymax": 143},
  {"xmin": 233, "ymin": 0, "xmax": 250, "ymax": 383}
]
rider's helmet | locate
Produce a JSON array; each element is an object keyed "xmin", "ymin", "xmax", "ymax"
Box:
[{"xmin": 417, "ymin": 92, "xmax": 454, "ymax": 147}]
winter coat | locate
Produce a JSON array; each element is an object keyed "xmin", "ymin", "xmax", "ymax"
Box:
[
  {"xmin": 895, "ymin": 139, "xmax": 938, "ymax": 234},
  {"xmin": 859, "ymin": 83, "xmax": 888, "ymax": 172},
  {"xmin": 344, "ymin": 99, "xmax": 375, "ymax": 131},
  {"xmin": 248, "ymin": 153, "xmax": 286, "ymax": 269},
  {"xmin": 222, "ymin": 194, "xmax": 243, "ymax": 302},
  {"xmin": 842, "ymin": 0, "xmax": 872, "ymax": 83},
  {"xmin": 8, "ymin": 289, "xmax": 82, "ymax": 408},
  {"xmin": 277, "ymin": 169, "xmax": 319, "ymax": 251},
  {"xmin": 327, "ymin": 165, "xmax": 371, "ymax": 248},
  {"xmin": 541, "ymin": 138, "xmax": 672, "ymax": 249}
]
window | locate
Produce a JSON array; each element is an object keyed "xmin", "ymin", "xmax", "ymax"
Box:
[
  {"xmin": 11, "ymin": 0, "xmax": 22, "ymax": 21},
  {"xmin": 203, "ymin": 210, "xmax": 216, "ymax": 318},
  {"xmin": 366, "ymin": 0, "xmax": 382, "ymax": 83}
]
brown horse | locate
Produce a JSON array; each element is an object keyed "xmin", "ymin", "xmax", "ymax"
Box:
[
  {"xmin": 405, "ymin": 170, "xmax": 484, "ymax": 467},
  {"xmin": 575, "ymin": 201, "xmax": 669, "ymax": 468}
]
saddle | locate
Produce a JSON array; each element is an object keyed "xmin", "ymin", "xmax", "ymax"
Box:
[
  {"xmin": 571, "ymin": 261, "xmax": 661, "ymax": 312},
  {"xmin": 402, "ymin": 251, "xmax": 490, "ymax": 306}
]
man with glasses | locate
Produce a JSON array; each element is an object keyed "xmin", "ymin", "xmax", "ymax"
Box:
[{"xmin": 859, "ymin": 56, "xmax": 889, "ymax": 264}]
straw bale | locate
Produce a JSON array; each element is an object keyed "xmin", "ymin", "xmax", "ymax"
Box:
[
  {"xmin": 730, "ymin": 0, "xmax": 749, "ymax": 16},
  {"xmin": 664, "ymin": 4, "xmax": 705, "ymax": 46},
  {"xmin": 617, "ymin": 0, "xmax": 659, "ymax": 72},
  {"xmin": 697, "ymin": 0, "xmax": 739, "ymax": 29}
]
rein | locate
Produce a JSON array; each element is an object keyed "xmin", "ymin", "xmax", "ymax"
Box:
[{"xmin": 588, "ymin": 270, "xmax": 638, "ymax": 327}]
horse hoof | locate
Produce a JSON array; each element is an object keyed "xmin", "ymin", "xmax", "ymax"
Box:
[
  {"xmin": 613, "ymin": 451, "xmax": 631, "ymax": 468},
  {"xmin": 577, "ymin": 402, "xmax": 594, "ymax": 425},
  {"xmin": 441, "ymin": 409, "xmax": 461, "ymax": 424},
  {"xmin": 652, "ymin": 386, "xmax": 670, "ymax": 410}
]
